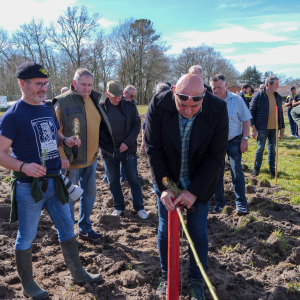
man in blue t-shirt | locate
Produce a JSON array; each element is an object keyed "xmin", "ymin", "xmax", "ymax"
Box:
[{"xmin": 0, "ymin": 62, "xmax": 102, "ymax": 299}]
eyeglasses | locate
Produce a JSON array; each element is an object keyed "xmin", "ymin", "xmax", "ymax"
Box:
[
  {"xmin": 175, "ymin": 90, "xmax": 205, "ymax": 103},
  {"xmin": 25, "ymin": 80, "xmax": 50, "ymax": 89},
  {"xmin": 127, "ymin": 93, "xmax": 135, "ymax": 99}
]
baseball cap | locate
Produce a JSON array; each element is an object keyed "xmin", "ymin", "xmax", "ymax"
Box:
[{"xmin": 107, "ymin": 80, "xmax": 123, "ymax": 97}]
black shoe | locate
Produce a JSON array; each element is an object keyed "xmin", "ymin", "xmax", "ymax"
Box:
[
  {"xmin": 188, "ymin": 279, "xmax": 206, "ymax": 300},
  {"xmin": 251, "ymin": 170, "xmax": 259, "ymax": 176},
  {"xmin": 270, "ymin": 171, "xmax": 275, "ymax": 178},
  {"xmin": 236, "ymin": 211, "xmax": 249, "ymax": 216},
  {"xmin": 156, "ymin": 273, "xmax": 168, "ymax": 295},
  {"xmin": 79, "ymin": 230, "xmax": 102, "ymax": 241}
]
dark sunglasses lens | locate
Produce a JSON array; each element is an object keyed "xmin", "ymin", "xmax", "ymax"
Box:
[
  {"xmin": 192, "ymin": 96, "xmax": 203, "ymax": 102},
  {"xmin": 178, "ymin": 94, "xmax": 189, "ymax": 101}
]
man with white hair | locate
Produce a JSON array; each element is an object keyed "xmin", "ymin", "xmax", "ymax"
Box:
[
  {"xmin": 124, "ymin": 85, "xmax": 137, "ymax": 103},
  {"xmin": 61, "ymin": 87, "xmax": 69, "ymax": 94},
  {"xmin": 188, "ymin": 65, "xmax": 212, "ymax": 93},
  {"xmin": 53, "ymin": 68, "xmax": 114, "ymax": 241}
]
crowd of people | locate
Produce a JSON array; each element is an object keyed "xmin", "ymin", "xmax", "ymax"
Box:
[{"xmin": 0, "ymin": 60, "xmax": 293, "ymax": 300}]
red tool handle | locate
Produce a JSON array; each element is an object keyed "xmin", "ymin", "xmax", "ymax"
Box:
[{"xmin": 167, "ymin": 197, "xmax": 180, "ymax": 300}]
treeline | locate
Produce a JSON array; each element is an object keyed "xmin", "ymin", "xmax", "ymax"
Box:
[{"xmin": 5, "ymin": 5, "xmax": 298, "ymax": 104}]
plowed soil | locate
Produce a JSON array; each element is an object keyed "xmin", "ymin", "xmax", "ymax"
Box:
[{"xmin": 0, "ymin": 114, "xmax": 300, "ymax": 300}]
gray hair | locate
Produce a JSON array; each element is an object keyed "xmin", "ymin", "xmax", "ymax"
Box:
[
  {"xmin": 73, "ymin": 68, "xmax": 94, "ymax": 82},
  {"xmin": 210, "ymin": 73, "xmax": 226, "ymax": 83},
  {"xmin": 155, "ymin": 82, "xmax": 170, "ymax": 94},
  {"xmin": 124, "ymin": 85, "xmax": 136, "ymax": 93},
  {"xmin": 61, "ymin": 87, "xmax": 69, "ymax": 93},
  {"xmin": 265, "ymin": 75, "xmax": 278, "ymax": 86},
  {"xmin": 189, "ymin": 65, "xmax": 203, "ymax": 75}
]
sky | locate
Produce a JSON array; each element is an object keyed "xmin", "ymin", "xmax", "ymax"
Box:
[{"xmin": 2, "ymin": 0, "xmax": 300, "ymax": 78}]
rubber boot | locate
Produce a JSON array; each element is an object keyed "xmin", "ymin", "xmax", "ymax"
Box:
[
  {"xmin": 60, "ymin": 237, "xmax": 102, "ymax": 284},
  {"xmin": 15, "ymin": 247, "xmax": 49, "ymax": 300}
]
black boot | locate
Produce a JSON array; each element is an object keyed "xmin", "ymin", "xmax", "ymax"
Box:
[
  {"xmin": 60, "ymin": 237, "xmax": 102, "ymax": 284},
  {"xmin": 15, "ymin": 247, "xmax": 49, "ymax": 300}
]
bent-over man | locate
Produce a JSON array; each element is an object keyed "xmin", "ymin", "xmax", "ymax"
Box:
[
  {"xmin": 145, "ymin": 74, "xmax": 228, "ymax": 299},
  {"xmin": 0, "ymin": 62, "xmax": 102, "ymax": 299}
]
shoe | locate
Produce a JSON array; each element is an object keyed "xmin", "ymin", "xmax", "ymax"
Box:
[
  {"xmin": 102, "ymin": 177, "xmax": 108, "ymax": 184},
  {"xmin": 290, "ymin": 135, "xmax": 294, "ymax": 137},
  {"xmin": 212, "ymin": 206, "xmax": 222, "ymax": 214},
  {"xmin": 236, "ymin": 211, "xmax": 249, "ymax": 216},
  {"xmin": 296, "ymin": 136, "xmax": 300, "ymax": 139},
  {"xmin": 251, "ymin": 170, "xmax": 259, "ymax": 176},
  {"xmin": 111, "ymin": 209, "xmax": 123, "ymax": 216},
  {"xmin": 120, "ymin": 177, "xmax": 127, "ymax": 182},
  {"xmin": 270, "ymin": 171, "xmax": 275, "ymax": 178},
  {"xmin": 156, "ymin": 273, "xmax": 168, "ymax": 295},
  {"xmin": 149, "ymin": 189, "xmax": 155, "ymax": 195},
  {"xmin": 60, "ymin": 237, "xmax": 102, "ymax": 284},
  {"xmin": 15, "ymin": 247, "xmax": 49, "ymax": 300},
  {"xmin": 79, "ymin": 230, "xmax": 102, "ymax": 241},
  {"xmin": 137, "ymin": 209, "xmax": 148, "ymax": 220},
  {"xmin": 188, "ymin": 279, "xmax": 206, "ymax": 300}
]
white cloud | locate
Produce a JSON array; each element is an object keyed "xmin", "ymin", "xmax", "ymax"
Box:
[
  {"xmin": 257, "ymin": 21, "xmax": 300, "ymax": 33},
  {"xmin": 98, "ymin": 19, "xmax": 117, "ymax": 28},
  {"xmin": 166, "ymin": 25, "xmax": 288, "ymax": 54},
  {"xmin": 218, "ymin": 1, "xmax": 263, "ymax": 9},
  {"xmin": 226, "ymin": 43, "xmax": 300, "ymax": 77},
  {"xmin": 0, "ymin": 0, "xmax": 77, "ymax": 31}
]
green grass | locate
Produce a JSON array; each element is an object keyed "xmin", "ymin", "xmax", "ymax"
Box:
[
  {"xmin": 243, "ymin": 113, "xmax": 300, "ymax": 205},
  {"xmin": 137, "ymin": 105, "xmax": 148, "ymax": 115},
  {"xmin": 0, "ymin": 112, "xmax": 5, "ymax": 117}
]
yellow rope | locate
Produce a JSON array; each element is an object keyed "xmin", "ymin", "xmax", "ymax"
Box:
[{"xmin": 176, "ymin": 207, "xmax": 219, "ymax": 300}]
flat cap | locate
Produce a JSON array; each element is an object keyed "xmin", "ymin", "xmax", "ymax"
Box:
[{"xmin": 16, "ymin": 61, "xmax": 50, "ymax": 79}]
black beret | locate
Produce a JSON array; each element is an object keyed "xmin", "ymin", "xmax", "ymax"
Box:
[{"xmin": 15, "ymin": 61, "xmax": 50, "ymax": 79}]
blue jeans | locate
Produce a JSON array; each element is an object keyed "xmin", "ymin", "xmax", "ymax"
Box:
[
  {"xmin": 63, "ymin": 158, "xmax": 97, "ymax": 234},
  {"xmin": 103, "ymin": 149, "xmax": 144, "ymax": 211},
  {"xmin": 254, "ymin": 129, "xmax": 276, "ymax": 173},
  {"xmin": 288, "ymin": 110, "xmax": 297, "ymax": 136},
  {"xmin": 15, "ymin": 179, "xmax": 75, "ymax": 250},
  {"xmin": 103, "ymin": 164, "xmax": 126, "ymax": 181},
  {"xmin": 153, "ymin": 184, "xmax": 209, "ymax": 281},
  {"xmin": 214, "ymin": 135, "xmax": 247, "ymax": 212}
]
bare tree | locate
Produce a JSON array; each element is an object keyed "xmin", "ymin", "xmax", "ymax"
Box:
[{"xmin": 47, "ymin": 6, "xmax": 101, "ymax": 69}]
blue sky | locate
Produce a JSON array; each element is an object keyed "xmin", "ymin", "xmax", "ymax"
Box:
[{"xmin": 3, "ymin": 0, "xmax": 300, "ymax": 78}]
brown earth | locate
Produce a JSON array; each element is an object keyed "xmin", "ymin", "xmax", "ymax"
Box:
[{"xmin": 0, "ymin": 114, "xmax": 300, "ymax": 300}]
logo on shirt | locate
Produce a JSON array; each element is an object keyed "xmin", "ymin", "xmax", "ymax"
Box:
[{"xmin": 31, "ymin": 117, "xmax": 58, "ymax": 160}]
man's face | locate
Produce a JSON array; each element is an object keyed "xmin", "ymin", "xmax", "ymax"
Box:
[
  {"xmin": 211, "ymin": 79, "xmax": 227, "ymax": 100},
  {"xmin": 246, "ymin": 87, "xmax": 251, "ymax": 94},
  {"xmin": 268, "ymin": 80, "xmax": 279, "ymax": 93},
  {"xmin": 291, "ymin": 89, "xmax": 296, "ymax": 96},
  {"xmin": 174, "ymin": 85, "xmax": 203, "ymax": 119},
  {"xmin": 22, "ymin": 77, "xmax": 49, "ymax": 105},
  {"xmin": 73, "ymin": 75, "xmax": 93, "ymax": 99},
  {"xmin": 106, "ymin": 92, "xmax": 122, "ymax": 106},
  {"xmin": 124, "ymin": 89, "xmax": 136, "ymax": 101}
]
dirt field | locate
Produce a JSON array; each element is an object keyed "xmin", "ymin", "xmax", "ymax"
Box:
[{"xmin": 0, "ymin": 114, "xmax": 300, "ymax": 300}]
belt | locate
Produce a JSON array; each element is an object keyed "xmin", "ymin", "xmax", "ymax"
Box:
[{"xmin": 229, "ymin": 134, "xmax": 242, "ymax": 141}]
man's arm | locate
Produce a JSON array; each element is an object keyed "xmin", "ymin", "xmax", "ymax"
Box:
[
  {"xmin": 240, "ymin": 120, "xmax": 250, "ymax": 153},
  {"xmin": 0, "ymin": 135, "xmax": 46, "ymax": 177}
]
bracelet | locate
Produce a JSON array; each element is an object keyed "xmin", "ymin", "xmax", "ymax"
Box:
[
  {"xmin": 63, "ymin": 137, "xmax": 68, "ymax": 147},
  {"xmin": 20, "ymin": 162, "xmax": 26, "ymax": 173}
]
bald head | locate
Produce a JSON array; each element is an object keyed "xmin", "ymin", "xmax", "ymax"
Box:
[{"xmin": 176, "ymin": 73, "xmax": 205, "ymax": 95}]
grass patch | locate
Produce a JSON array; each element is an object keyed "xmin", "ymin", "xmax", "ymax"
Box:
[
  {"xmin": 3, "ymin": 176, "xmax": 11, "ymax": 182},
  {"xmin": 272, "ymin": 229, "xmax": 290, "ymax": 252},
  {"xmin": 137, "ymin": 105, "xmax": 148, "ymax": 115},
  {"xmin": 242, "ymin": 113, "xmax": 300, "ymax": 204},
  {"xmin": 287, "ymin": 282, "xmax": 300, "ymax": 293}
]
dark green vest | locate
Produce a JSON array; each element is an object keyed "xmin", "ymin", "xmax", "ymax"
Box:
[{"xmin": 55, "ymin": 90, "xmax": 101, "ymax": 164}]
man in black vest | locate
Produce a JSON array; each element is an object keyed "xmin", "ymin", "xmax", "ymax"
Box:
[{"xmin": 53, "ymin": 68, "xmax": 114, "ymax": 241}]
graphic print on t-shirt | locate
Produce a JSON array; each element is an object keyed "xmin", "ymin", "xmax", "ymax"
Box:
[{"xmin": 31, "ymin": 117, "xmax": 59, "ymax": 160}]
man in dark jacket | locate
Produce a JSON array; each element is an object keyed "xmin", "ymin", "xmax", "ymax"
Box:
[
  {"xmin": 100, "ymin": 80, "xmax": 148, "ymax": 220},
  {"xmin": 285, "ymin": 86, "xmax": 298, "ymax": 137},
  {"xmin": 53, "ymin": 68, "xmax": 114, "ymax": 241},
  {"xmin": 145, "ymin": 74, "xmax": 228, "ymax": 299},
  {"xmin": 239, "ymin": 84, "xmax": 252, "ymax": 108},
  {"xmin": 249, "ymin": 75, "xmax": 285, "ymax": 177}
]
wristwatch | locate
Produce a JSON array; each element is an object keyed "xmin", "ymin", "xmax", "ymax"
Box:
[
  {"xmin": 63, "ymin": 137, "xmax": 68, "ymax": 147},
  {"xmin": 243, "ymin": 136, "xmax": 249, "ymax": 140}
]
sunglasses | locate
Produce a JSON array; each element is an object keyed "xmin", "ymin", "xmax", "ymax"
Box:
[{"xmin": 175, "ymin": 90, "xmax": 205, "ymax": 102}]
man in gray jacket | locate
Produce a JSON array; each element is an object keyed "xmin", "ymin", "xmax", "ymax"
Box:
[{"xmin": 100, "ymin": 80, "xmax": 148, "ymax": 220}]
